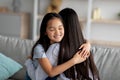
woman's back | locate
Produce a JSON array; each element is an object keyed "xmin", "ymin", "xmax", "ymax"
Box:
[{"xmin": 58, "ymin": 8, "xmax": 100, "ymax": 80}]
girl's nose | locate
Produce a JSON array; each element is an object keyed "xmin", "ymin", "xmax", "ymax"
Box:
[{"xmin": 55, "ymin": 29, "xmax": 60, "ymax": 34}]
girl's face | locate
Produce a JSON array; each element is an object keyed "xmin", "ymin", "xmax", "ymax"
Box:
[{"xmin": 46, "ymin": 18, "xmax": 64, "ymax": 44}]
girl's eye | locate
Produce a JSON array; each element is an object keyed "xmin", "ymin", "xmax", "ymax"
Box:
[
  {"xmin": 59, "ymin": 28, "xmax": 63, "ymax": 30},
  {"xmin": 49, "ymin": 28, "xmax": 54, "ymax": 31}
]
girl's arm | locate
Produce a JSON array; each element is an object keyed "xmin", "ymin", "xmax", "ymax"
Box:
[{"xmin": 38, "ymin": 50, "xmax": 86, "ymax": 77}]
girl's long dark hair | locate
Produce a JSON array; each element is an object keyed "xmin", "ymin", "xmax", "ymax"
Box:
[
  {"xmin": 31, "ymin": 13, "xmax": 63, "ymax": 59},
  {"xmin": 58, "ymin": 8, "xmax": 100, "ymax": 80}
]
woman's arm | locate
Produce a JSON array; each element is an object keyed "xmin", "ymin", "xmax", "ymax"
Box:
[{"xmin": 38, "ymin": 50, "xmax": 86, "ymax": 77}]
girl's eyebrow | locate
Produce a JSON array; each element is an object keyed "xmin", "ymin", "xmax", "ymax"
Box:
[
  {"xmin": 58, "ymin": 24, "xmax": 63, "ymax": 27},
  {"xmin": 48, "ymin": 26, "xmax": 54, "ymax": 29},
  {"xmin": 48, "ymin": 24, "xmax": 63, "ymax": 28},
  {"xmin": 48, "ymin": 26, "xmax": 53, "ymax": 28}
]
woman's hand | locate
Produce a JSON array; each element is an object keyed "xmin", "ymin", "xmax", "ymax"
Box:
[{"xmin": 79, "ymin": 41, "xmax": 91, "ymax": 58}]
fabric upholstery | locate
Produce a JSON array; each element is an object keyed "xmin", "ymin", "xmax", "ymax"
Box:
[
  {"xmin": 91, "ymin": 45, "xmax": 120, "ymax": 80},
  {"xmin": 0, "ymin": 35, "xmax": 34, "ymax": 80},
  {"xmin": 0, "ymin": 35, "xmax": 120, "ymax": 80}
]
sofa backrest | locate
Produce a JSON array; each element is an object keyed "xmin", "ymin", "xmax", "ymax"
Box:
[
  {"xmin": 0, "ymin": 35, "xmax": 34, "ymax": 80},
  {"xmin": 91, "ymin": 45, "xmax": 120, "ymax": 80},
  {"xmin": 1, "ymin": 35, "xmax": 120, "ymax": 80}
]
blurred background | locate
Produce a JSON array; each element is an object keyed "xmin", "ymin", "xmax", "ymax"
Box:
[{"xmin": 0, "ymin": 0, "xmax": 120, "ymax": 45}]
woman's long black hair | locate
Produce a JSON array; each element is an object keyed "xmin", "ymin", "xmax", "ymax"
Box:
[
  {"xmin": 31, "ymin": 13, "xmax": 63, "ymax": 59},
  {"xmin": 58, "ymin": 8, "xmax": 100, "ymax": 80}
]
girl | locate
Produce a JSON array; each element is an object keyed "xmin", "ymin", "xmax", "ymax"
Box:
[
  {"xmin": 25, "ymin": 13, "xmax": 89, "ymax": 80},
  {"xmin": 58, "ymin": 8, "xmax": 100, "ymax": 80}
]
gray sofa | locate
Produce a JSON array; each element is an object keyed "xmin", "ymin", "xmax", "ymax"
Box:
[{"xmin": 0, "ymin": 35, "xmax": 120, "ymax": 80}]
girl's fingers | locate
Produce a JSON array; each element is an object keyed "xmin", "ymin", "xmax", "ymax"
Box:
[
  {"xmin": 87, "ymin": 52, "xmax": 90, "ymax": 58},
  {"xmin": 79, "ymin": 50, "xmax": 90, "ymax": 59},
  {"xmin": 80, "ymin": 48, "xmax": 87, "ymax": 57},
  {"xmin": 79, "ymin": 45, "xmax": 83, "ymax": 49},
  {"xmin": 83, "ymin": 50, "xmax": 87, "ymax": 58}
]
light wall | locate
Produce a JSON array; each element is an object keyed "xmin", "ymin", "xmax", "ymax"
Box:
[
  {"xmin": 0, "ymin": 0, "xmax": 33, "ymax": 38},
  {"xmin": 0, "ymin": 0, "xmax": 120, "ymax": 42}
]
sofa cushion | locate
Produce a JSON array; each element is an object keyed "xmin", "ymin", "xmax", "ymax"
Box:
[
  {"xmin": 0, "ymin": 53, "xmax": 23, "ymax": 80},
  {"xmin": 0, "ymin": 35, "xmax": 34, "ymax": 80}
]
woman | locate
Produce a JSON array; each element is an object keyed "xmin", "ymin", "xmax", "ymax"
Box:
[{"xmin": 58, "ymin": 8, "xmax": 100, "ymax": 80}]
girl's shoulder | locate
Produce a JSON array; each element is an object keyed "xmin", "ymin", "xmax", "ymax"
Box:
[
  {"xmin": 33, "ymin": 44, "xmax": 46, "ymax": 59},
  {"xmin": 50, "ymin": 43, "xmax": 60, "ymax": 47},
  {"xmin": 48, "ymin": 43, "xmax": 60, "ymax": 53},
  {"xmin": 35, "ymin": 44, "xmax": 44, "ymax": 50},
  {"xmin": 50, "ymin": 43, "xmax": 60, "ymax": 50},
  {"xmin": 34, "ymin": 44, "xmax": 45, "ymax": 53}
]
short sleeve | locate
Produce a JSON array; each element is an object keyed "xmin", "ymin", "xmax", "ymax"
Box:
[{"xmin": 33, "ymin": 44, "xmax": 47, "ymax": 59}]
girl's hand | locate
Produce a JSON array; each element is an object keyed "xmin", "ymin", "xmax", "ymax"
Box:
[
  {"xmin": 39, "ymin": 50, "xmax": 87, "ymax": 77},
  {"xmin": 79, "ymin": 41, "xmax": 91, "ymax": 58},
  {"xmin": 72, "ymin": 51, "xmax": 87, "ymax": 64}
]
